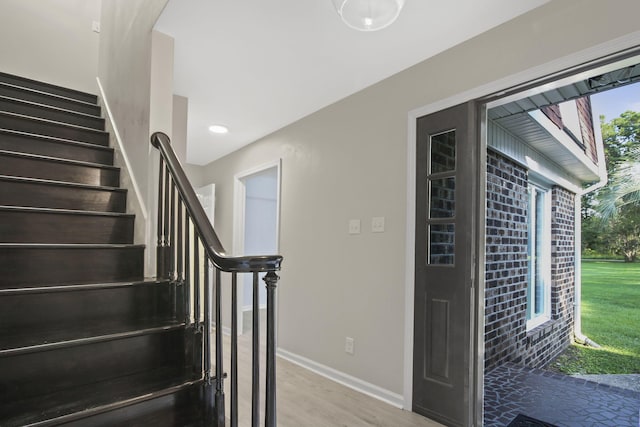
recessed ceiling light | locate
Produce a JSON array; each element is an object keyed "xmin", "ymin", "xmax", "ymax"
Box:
[{"xmin": 208, "ymin": 124, "xmax": 229, "ymax": 134}]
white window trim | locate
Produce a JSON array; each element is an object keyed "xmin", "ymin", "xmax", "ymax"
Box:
[{"xmin": 526, "ymin": 183, "xmax": 552, "ymax": 331}]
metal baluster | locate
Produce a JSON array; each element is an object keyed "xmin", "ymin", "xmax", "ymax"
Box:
[
  {"xmin": 231, "ymin": 272, "xmax": 238, "ymax": 427},
  {"xmin": 203, "ymin": 257, "xmax": 214, "ymax": 423},
  {"xmin": 194, "ymin": 237, "xmax": 200, "ymax": 326},
  {"xmin": 204, "ymin": 258, "xmax": 211, "ymax": 379},
  {"xmin": 252, "ymin": 272, "xmax": 260, "ymax": 427},
  {"xmin": 264, "ymin": 272, "xmax": 279, "ymax": 427},
  {"xmin": 191, "ymin": 233, "xmax": 201, "ymax": 380},
  {"xmin": 176, "ymin": 197, "xmax": 184, "ymax": 319},
  {"xmin": 161, "ymin": 165, "xmax": 171, "ymax": 278},
  {"xmin": 184, "ymin": 217, "xmax": 191, "ymax": 325},
  {"xmin": 214, "ymin": 268, "xmax": 225, "ymax": 427},
  {"xmin": 169, "ymin": 180, "xmax": 176, "ymax": 280},
  {"xmin": 156, "ymin": 157, "xmax": 166, "ymax": 279}
]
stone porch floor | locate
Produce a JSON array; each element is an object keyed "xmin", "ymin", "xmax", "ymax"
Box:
[{"xmin": 484, "ymin": 363, "xmax": 640, "ymax": 427}]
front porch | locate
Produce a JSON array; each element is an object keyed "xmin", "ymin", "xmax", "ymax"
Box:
[{"xmin": 484, "ymin": 362, "xmax": 640, "ymax": 426}]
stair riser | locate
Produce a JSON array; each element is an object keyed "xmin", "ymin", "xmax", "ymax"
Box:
[
  {"xmin": 0, "ymin": 210, "xmax": 134, "ymax": 244},
  {"xmin": 0, "ymin": 113, "xmax": 108, "ymax": 146},
  {"xmin": 0, "ymin": 246, "xmax": 144, "ymax": 287},
  {"xmin": 0, "ymin": 97, "xmax": 104, "ymax": 130},
  {"xmin": 0, "ymin": 153, "xmax": 119, "ymax": 187},
  {"xmin": 0, "ymin": 131, "xmax": 113, "ymax": 165},
  {"xmin": 1, "ymin": 329, "xmax": 187, "ymax": 402},
  {"xmin": 0, "ymin": 72, "xmax": 97, "ymax": 104},
  {"xmin": 0, "ymin": 179, "xmax": 126, "ymax": 212},
  {"xmin": 0, "ymin": 84, "xmax": 100, "ymax": 116},
  {"xmin": 0, "ymin": 283, "xmax": 178, "ymax": 344}
]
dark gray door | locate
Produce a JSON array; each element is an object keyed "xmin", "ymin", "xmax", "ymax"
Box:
[{"xmin": 413, "ymin": 102, "xmax": 477, "ymax": 427}]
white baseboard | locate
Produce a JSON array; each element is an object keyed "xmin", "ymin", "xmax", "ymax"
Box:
[{"xmin": 276, "ymin": 348, "xmax": 405, "ymax": 409}]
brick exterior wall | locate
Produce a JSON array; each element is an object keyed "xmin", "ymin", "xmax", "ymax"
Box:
[
  {"xmin": 541, "ymin": 104, "xmax": 563, "ymax": 130},
  {"xmin": 485, "ymin": 150, "xmax": 529, "ymax": 370},
  {"xmin": 484, "ymin": 150, "xmax": 576, "ymax": 371},
  {"xmin": 576, "ymin": 96, "xmax": 598, "ymax": 164}
]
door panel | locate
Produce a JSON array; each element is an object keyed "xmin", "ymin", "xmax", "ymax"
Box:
[{"xmin": 413, "ymin": 102, "xmax": 476, "ymax": 427}]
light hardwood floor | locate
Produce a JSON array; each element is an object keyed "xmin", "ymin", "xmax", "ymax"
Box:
[{"xmin": 218, "ymin": 323, "xmax": 443, "ymax": 427}]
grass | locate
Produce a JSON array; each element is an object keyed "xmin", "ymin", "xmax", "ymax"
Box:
[{"xmin": 549, "ymin": 260, "xmax": 640, "ymax": 374}]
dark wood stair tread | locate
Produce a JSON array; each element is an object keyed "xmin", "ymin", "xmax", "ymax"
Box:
[
  {"xmin": 0, "ymin": 205, "xmax": 133, "ymax": 218},
  {"xmin": 0, "ymin": 71, "xmax": 98, "ymax": 104},
  {"xmin": 0, "ymin": 367, "xmax": 204, "ymax": 427},
  {"xmin": 0, "ymin": 244, "xmax": 145, "ymax": 287},
  {"xmin": 0, "ymin": 319, "xmax": 186, "ymax": 356},
  {"xmin": 0, "ymin": 174, "xmax": 124, "ymax": 192},
  {"xmin": 0, "ymin": 95, "xmax": 104, "ymax": 130},
  {"xmin": 0, "ymin": 242, "xmax": 144, "ymax": 249},
  {"xmin": 0, "ymin": 128, "xmax": 113, "ymax": 156},
  {"xmin": 0, "ymin": 279, "xmax": 167, "ymax": 295},
  {"xmin": 0, "ymin": 206, "xmax": 133, "ymax": 244},
  {"xmin": 0, "ymin": 81, "xmax": 101, "ymax": 116},
  {"xmin": 0, "ymin": 149, "xmax": 118, "ymax": 171},
  {"xmin": 0, "ymin": 149, "xmax": 120, "ymax": 187},
  {"xmin": 0, "ymin": 110, "xmax": 107, "ymax": 134},
  {"xmin": 0, "ymin": 94, "xmax": 102, "ymax": 119},
  {"xmin": 0, "ymin": 174, "xmax": 127, "ymax": 213},
  {"xmin": 0, "ymin": 111, "xmax": 109, "ymax": 146}
]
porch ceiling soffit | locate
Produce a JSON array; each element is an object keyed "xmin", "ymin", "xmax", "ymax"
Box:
[
  {"xmin": 492, "ymin": 111, "xmax": 600, "ymax": 182},
  {"xmin": 486, "ymin": 64, "xmax": 640, "ymax": 184},
  {"xmin": 488, "ymin": 63, "xmax": 640, "ymax": 120}
]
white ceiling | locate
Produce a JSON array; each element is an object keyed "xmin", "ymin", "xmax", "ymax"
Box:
[{"xmin": 155, "ymin": 0, "xmax": 549, "ymax": 166}]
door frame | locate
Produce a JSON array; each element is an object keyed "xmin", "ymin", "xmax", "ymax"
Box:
[
  {"xmin": 233, "ymin": 159, "xmax": 282, "ymax": 335},
  {"xmin": 403, "ymin": 33, "xmax": 640, "ymax": 423}
]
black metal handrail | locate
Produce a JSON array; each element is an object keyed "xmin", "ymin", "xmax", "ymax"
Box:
[{"xmin": 151, "ymin": 131, "xmax": 282, "ymax": 427}]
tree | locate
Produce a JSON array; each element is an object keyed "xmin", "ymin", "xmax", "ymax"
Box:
[
  {"xmin": 600, "ymin": 111, "xmax": 640, "ymax": 170},
  {"xmin": 600, "ymin": 204, "xmax": 640, "ymax": 262},
  {"xmin": 582, "ymin": 110, "xmax": 640, "ymax": 261},
  {"xmin": 600, "ymin": 146, "xmax": 640, "ymax": 218}
]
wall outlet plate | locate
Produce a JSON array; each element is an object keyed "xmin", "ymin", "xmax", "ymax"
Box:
[
  {"xmin": 345, "ymin": 337, "xmax": 354, "ymax": 355},
  {"xmin": 348, "ymin": 219, "xmax": 361, "ymax": 235}
]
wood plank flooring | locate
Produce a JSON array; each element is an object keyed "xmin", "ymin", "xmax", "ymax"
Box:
[{"xmin": 219, "ymin": 319, "xmax": 442, "ymax": 427}]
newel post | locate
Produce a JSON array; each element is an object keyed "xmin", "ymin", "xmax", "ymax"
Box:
[{"xmin": 263, "ymin": 271, "xmax": 280, "ymax": 427}]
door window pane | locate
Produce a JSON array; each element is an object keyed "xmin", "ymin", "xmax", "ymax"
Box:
[
  {"xmin": 430, "ymin": 131, "xmax": 456, "ymax": 174},
  {"xmin": 430, "ymin": 177, "xmax": 455, "ymax": 218},
  {"xmin": 429, "ymin": 223, "xmax": 455, "ymax": 265}
]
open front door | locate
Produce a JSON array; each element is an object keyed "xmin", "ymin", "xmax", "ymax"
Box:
[{"xmin": 413, "ymin": 102, "xmax": 478, "ymax": 427}]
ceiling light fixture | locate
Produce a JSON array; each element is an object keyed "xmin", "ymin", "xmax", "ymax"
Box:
[
  {"xmin": 208, "ymin": 124, "xmax": 229, "ymax": 134},
  {"xmin": 332, "ymin": 0, "xmax": 404, "ymax": 32}
]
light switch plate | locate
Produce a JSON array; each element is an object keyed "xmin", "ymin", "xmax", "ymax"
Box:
[{"xmin": 372, "ymin": 216, "xmax": 385, "ymax": 233}]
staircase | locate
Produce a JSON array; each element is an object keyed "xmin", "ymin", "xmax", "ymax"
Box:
[{"xmin": 0, "ymin": 72, "xmax": 206, "ymax": 426}]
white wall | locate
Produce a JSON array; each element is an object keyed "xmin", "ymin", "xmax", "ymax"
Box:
[
  {"xmin": 98, "ymin": 0, "xmax": 169, "ymax": 204},
  {"xmin": 97, "ymin": 0, "xmax": 169, "ymax": 275},
  {"xmin": 199, "ymin": 0, "xmax": 640, "ymax": 402},
  {"xmin": 0, "ymin": 0, "xmax": 101, "ymax": 93},
  {"xmin": 173, "ymin": 95, "xmax": 189, "ymax": 164},
  {"xmin": 150, "ymin": 30, "xmax": 174, "ymax": 138}
]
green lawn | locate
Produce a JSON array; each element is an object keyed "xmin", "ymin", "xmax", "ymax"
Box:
[{"xmin": 550, "ymin": 260, "xmax": 640, "ymax": 374}]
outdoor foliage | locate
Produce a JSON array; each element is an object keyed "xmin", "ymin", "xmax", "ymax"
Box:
[
  {"xmin": 582, "ymin": 110, "xmax": 640, "ymax": 261},
  {"xmin": 550, "ymin": 261, "xmax": 640, "ymax": 374}
]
